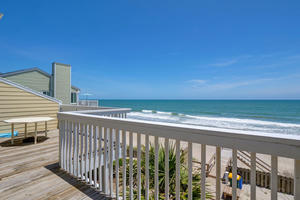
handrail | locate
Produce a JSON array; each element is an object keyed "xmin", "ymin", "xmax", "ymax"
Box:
[
  {"xmin": 238, "ymin": 151, "xmax": 271, "ymax": 172},
  {"xmin": 78, "ymin": 99, "xmax": 99, "ymax": 107},
  {"xmin": 72, "ymin": 108, "xmax": 131, "ymax": 114}
]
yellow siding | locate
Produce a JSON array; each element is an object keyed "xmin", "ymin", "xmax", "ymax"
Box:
[{"xmin": 0, "ymin": 81, "xmax": 59, "ymax": 134}]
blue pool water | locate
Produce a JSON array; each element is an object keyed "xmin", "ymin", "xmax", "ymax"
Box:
[{"xmin": 98, "ymin": 100, "xmax": 300, "ymax": 135}]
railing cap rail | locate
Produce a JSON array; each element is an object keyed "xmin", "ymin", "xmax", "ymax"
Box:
[{"xmin": 67, "ymin": 107, "xmax": 131, "ymax": 114}]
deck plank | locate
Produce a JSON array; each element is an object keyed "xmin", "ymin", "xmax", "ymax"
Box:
[{"xmin": 0, "ymin": 130, "xmax": 110, "ymax": 200}]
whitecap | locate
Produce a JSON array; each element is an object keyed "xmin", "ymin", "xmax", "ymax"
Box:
[{"xmin": 127, "ymin": 110, "xmax": 300, "ymax": 135}]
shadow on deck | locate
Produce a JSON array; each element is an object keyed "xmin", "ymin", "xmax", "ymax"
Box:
[
  {"xmin": 0, "ymin": 134, "xmax": 49, "ymax": 147},
  {"xmin": 45, "ymin": 163, "xmax": 112, "ymax": 200}
]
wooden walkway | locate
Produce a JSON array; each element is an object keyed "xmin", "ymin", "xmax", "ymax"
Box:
[{"xmin": 0, "ymin": 130, "xmax": 110, "ymax": 200}]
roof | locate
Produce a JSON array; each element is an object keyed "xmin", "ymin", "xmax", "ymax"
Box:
[
  {"xmin": 0, "ymin": 67, "xmax": 79, "ymax": 91},
  {"xmin": 0, "ymin": 77, "xmax": 62, "ymax": 104},
  {"xmin": 0, "ymin": 67, "xmax": 51, "ymax": 78},
  {"xmin": 52, "ymin": 62, "xmax": 71, "ymax": 67},
  {"xmin": 71, "ymin": 85, "xmax": 80, "ymax": 91}
]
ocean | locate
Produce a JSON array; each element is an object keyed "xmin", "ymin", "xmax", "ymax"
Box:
[{"xmin": 98, "ymin": 100, "xmax": 300, "ymax": 135}]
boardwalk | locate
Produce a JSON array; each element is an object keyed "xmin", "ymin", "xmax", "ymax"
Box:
[{"xmin": 0, "ymin": 130, "xmax": 110, "ymax": 200}]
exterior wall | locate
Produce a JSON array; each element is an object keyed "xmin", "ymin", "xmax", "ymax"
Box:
[
  {"xmin": 0, "ymin": 81, "xmax": 59, "ymax": 134},
  {"xmin": 53, "ymin": 63, "xmax": 71, "ymax": 104},
  {"xmin": 4, "ymin": 71, "xmax": 51, "ymax": 94}
]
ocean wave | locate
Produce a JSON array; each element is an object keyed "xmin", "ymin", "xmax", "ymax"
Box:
[
  {"xmin": 127, "ymin": 110, "xmax": 300, "ymax": 135},
  {"xmin": 184, "ymin": 115, "xmax": 300, "ymax": 128},
  {"xmin": 142, "ymin": 110, "xmax": 157, "ymax": 113}
]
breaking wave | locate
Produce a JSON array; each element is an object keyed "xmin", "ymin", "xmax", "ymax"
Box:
[{"xmin": 127, "ymin": 110, "xmax": 300, "ymax": 135}]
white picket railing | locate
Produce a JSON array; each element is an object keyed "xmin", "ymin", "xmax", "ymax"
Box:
[
  {"xmin": 57, "ymin": 111, "xmax": 300, "ymax": 200},
  {"xmin": 78, "ymin": 99, "xmax": 99, "ymax": 107},
  {"xmin": 74, "ymin": 108, "xmax": 131, "ymax": 118}
]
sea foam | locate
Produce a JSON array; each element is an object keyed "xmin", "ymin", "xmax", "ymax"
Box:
[{"xmin": 127, "ymin": 110, "xmax": 300, "ymax": 135}]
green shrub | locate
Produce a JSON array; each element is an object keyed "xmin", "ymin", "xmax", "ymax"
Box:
[{"xmin": 117, "ymin": 143, "xmax": 213, "ymax": 199}]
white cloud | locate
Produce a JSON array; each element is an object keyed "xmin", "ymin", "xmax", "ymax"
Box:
[
  {"xmin": 210, "ymin": 59, "xmax": 238, "ymax": 67},
  {"xmin": 206, "ymin": 78, "xmax": 274, "ymax": 90},
  {"xmin": 187, "ymin": 79, "xmax": 207, "ymax": 88},
  {"xmin": 209, "ymin": 55, "xmax": 253, "ymax": 67},
  {"xmin": 188, "ymin": 79, "xmax": 206, "ymax": 84},
  {"xmin": 186, "ymin": 78, "xmax": 273, "ymax": 90},
  {"xmin": 186, "ymin": 74, "xmax": 300, "ymax": 92}
]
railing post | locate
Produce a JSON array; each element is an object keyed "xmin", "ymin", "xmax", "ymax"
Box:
[
  {"xmin": 137, "ymin": 133, "xmax": 141, "ymax": 200},
  {"xmin": 76, "ymin": 123, "xmax": 80, "ymax": 177},
  {"xmin": 188, "ymin": 142, "xmax": 192, "ymax": 200},
  {"xmin": 66, "ymin": 121, "xmax": 69, "ymax": 172},
  {"xmin": 98, "ymin": 126, "xmax": 103, "ymax": 191},
  {"xmin": 155, "ymin": 136, "xmax": 159, "ymax": 200},
  {"xmin": 295, "ymin": 159, "xmax": 300, "ymax": 200},
  {"xmin": 103, "ymin": 127, "xmax": 108, "ymax": 194},
  {"xmin": 165, "ymin": 138, "xmax": 170, "ymax": 200},
  {"xmin": 145, "ymin": 134, "xmax": 150, "ymax": 200},
  {"xmin": 251, "ymin": 152, "xmax": 256, "ymax": 200},
  {"xmin": 80, "ymin": 123, "xmax": 84, "ymax": 179},
  {"xmin": 63, "ymin": 121, "xmax": 67, "ymax": 170},
  {"xmin": 129, "ymin": 132, "xmax": 134, "ymax": 199},
  {"xmin": 85, "ymin": 124, "xmax": 88, "ymax": 183},
  {"xmin": 93, "ymin": 125, "xmax": 97, "ymax": 187},
  {"xmin": 122, "ymin": 130, "xmax": 127, "ymax": 200},
  {"xmin": 73, "ymin": 122, "xmax": 76, "ymax": 176},
  {"xmin": 59, "ymin": 120, "xmax": 62, "ymax": 167},
  {"xmin": 175, "ymin": 139, "xmax": 180, "ymax": 200},
  {"xmin": 271, "ymin": 156, "xmax": 278, "ymax": 200},
  {"xmin": 109, "ymin": 128, "xmax": 113, "ymax": 196},
  {"xmin": 232, "ymin": 149, "xmax": 237, "ymax": 200},
  {"xmin": 89, "ymin": 124, "xmax": 93, "ymax": 185},
  {"xmin": 69, "ymin": 122, "xmax": 73, "ymax": 173},
  {"xmin": 115, "ymin": 129, "xmax": 120, "ymax": 199},
  {"xmin": 216, "ymin": 147, "xmax": 221, "ymax": 200},
  {"xmin": 201, "ymin": 144, "xmax": 206, "ymax": 200}
]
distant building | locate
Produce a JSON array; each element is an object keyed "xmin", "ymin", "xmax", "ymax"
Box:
[{"xmin": 0, "ymin": 62, "xmax": 80, "ymax": 104}]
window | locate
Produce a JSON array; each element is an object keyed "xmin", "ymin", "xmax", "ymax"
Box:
[
  {"xmin": 42, "ymin": 91, "xmax": 50, "ymax": 96},
  {"xmin": 71, "ymin": 92, "xmax": 77, "ymax": 103}
]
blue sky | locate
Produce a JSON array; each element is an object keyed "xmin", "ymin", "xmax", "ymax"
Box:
[{"xmin": 1, "ymin": 1, "xmax": 300, "ymax": 99}]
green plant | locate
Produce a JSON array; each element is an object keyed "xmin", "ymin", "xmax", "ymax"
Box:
[{"xmin": 117, "ymin": 143, "xmax": 213, "ymax": 199}]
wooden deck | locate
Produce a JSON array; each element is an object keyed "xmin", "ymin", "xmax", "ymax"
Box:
[{"xmin": 0, "ymin": 130, "xmax": 110, "ymax": 200}]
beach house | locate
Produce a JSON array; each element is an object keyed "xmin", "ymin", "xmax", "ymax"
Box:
[
  {"xmin": 0, "ymin": 77, "xmax": 61, "ymax": 135},
  {"xmin": 0, "ymin": 62, "xmax": 80, "ymax": 105}
]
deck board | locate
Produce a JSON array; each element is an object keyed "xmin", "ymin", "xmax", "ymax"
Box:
[{"xmin": 0, "ymin": 130, "xmax": 111, "ymax": 200}]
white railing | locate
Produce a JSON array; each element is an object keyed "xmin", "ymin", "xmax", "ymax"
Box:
[
  {"xmin": 79, "ymin": 99, "xmax": 99, "ymax": 107},
  {"xmin": 73, "ymin": 108, "xmax": 131, "ymax": 118},
  {"xmin": 57, "ymin": 111, "xmax": 300, "ymax": 200},
  {"xmin": 60, "ymin": 104, "xmax": 131, "ymax": 118},
  {"xmin": 60, "ymin": 104, "xmax": 103, "ymax": 112}
]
